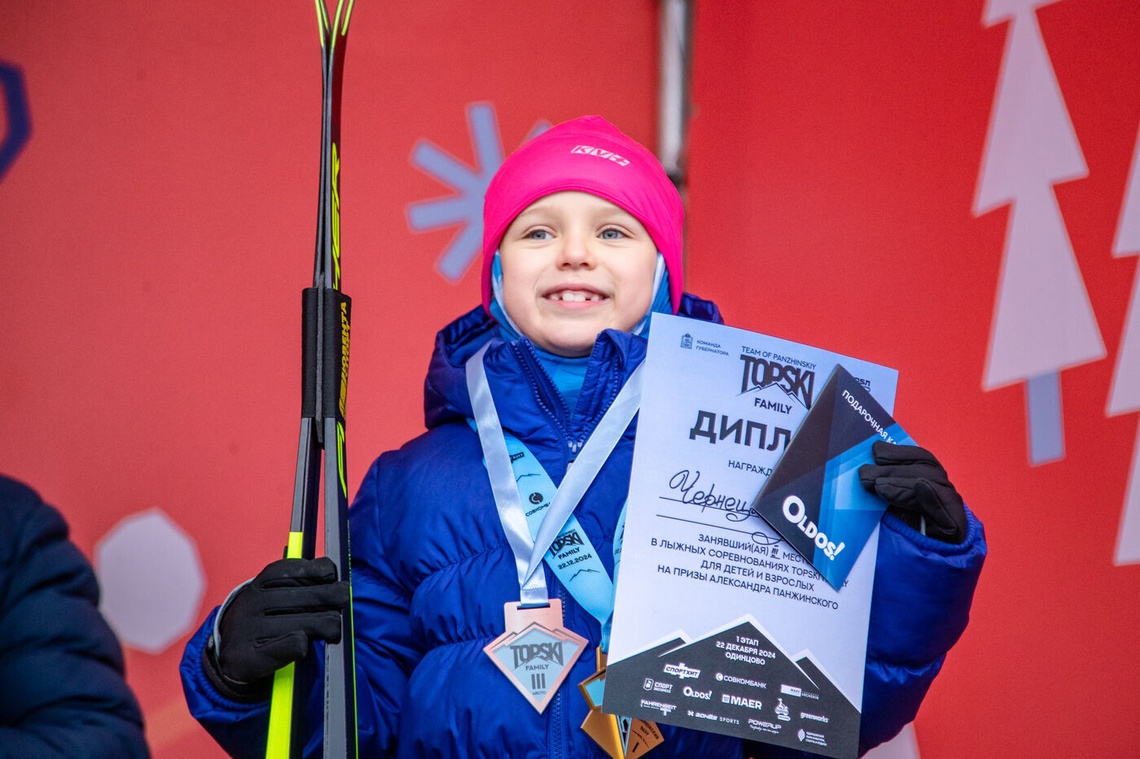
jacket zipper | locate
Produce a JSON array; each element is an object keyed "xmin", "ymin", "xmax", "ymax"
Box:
[
  {"xmin": 552, "ymin": 582, "xmax": 571, "ymax": 759},
  {"xmin": 512, "ymin": 341, "xmax": 630, "ymax": 758},
  {"xmin": 513, "ymin": 344, "xmax": 583, "ymax": 469}
]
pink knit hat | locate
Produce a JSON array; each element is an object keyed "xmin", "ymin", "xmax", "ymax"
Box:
[{"xmin": 481, "ymin": 115, "xmax": 684, "ymax": 314}]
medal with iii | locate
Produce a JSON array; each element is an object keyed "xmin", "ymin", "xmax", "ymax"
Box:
[
  {"xmin": 466, "ymin": 343, "xmax": 663, "ymax": 755},
  {"xmin": 484, "ymin": 599, "xmax": 587, "ymax": 713}
]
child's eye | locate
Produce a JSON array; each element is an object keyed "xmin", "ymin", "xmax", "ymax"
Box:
[
  {"xmin": 600, "ymin": 228, "xmax": 625, "ymax": 240},
  {"xmin": 526, "ymin": 229, "xmax": 553, "ymax": 240}
]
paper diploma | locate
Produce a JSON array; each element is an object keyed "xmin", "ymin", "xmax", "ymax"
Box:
[{"xmin": 605, "ymin": 315, "xmax": 898, "ymax": 759}]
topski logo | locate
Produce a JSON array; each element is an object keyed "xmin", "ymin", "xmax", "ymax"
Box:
[
  {"xmin": 739, "ymin": 354, "xmax": 815, "ymax": 409},
  {"xmin": 550, "ymin": 530, "xmax": 584, "ymax": 555},
  {"xmin": 510, "ymin": 641, "xmax": 564, "ymax": 668}
]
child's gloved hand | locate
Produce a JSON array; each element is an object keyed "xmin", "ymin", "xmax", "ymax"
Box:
[
  {"xmin": 858, "ymin": 441, "xmax": 968, "ymax": 544},
  {"xmin": 205, "ymin": 557, "xmax": 349, "ymax": 700}
]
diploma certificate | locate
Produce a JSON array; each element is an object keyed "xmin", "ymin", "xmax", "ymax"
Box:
[{"xmin": 605, "ymin": 315, "xmax": 899, "ymax": 759}]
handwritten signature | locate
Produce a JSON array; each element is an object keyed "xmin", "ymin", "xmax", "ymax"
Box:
[
  {"xmin": 659, "ymin": 470, "xmax": 781, "ymax": 547},
  {"xmin": 661, "ymin": 470, "xmax": 756, "ymax": 522}
]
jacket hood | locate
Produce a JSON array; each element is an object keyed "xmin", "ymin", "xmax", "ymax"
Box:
[{"xmin": 423, "ymin": 293, "xmax": 724, "ymax": 430}]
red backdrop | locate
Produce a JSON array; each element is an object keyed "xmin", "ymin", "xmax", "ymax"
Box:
[{"xmin": 1, "ymin": 1, "xmax": 1137, "ymax": 757}]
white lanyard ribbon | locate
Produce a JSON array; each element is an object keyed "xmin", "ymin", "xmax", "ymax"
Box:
[{"xmin": 465, "ymin": 342, "xmax": 643, "ymax": 609}]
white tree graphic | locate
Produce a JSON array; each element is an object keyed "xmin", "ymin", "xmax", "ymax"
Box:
[
  {"xmin": 1108, "ymin": 122, "xmax": 1140, "ymax": 566},
  {"xmin": 975, "ymin": 0, "xmax": 1105, "ymax": 465}
]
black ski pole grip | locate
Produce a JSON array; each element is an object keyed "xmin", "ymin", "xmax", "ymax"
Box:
[{"xmin": 302, "ymin": 287, "xmax": 320, "ymax": 419}]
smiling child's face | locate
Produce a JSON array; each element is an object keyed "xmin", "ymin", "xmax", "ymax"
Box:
[{"xmin": 498, "ymin": 191, "xmax": 658, "ymax": 358}]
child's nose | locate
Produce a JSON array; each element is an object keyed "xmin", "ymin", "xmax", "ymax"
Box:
[{"xmin": 557, "ymin": 232, "xmax": 595, "ymax": 267}]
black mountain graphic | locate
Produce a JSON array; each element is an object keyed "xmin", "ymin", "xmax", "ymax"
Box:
[{"xmin": 606, "ymin": 620, "xmax": 859, "ymax": 758}]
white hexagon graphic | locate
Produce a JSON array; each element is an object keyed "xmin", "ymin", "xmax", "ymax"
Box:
[{"xmin": 95, "ymin": 508, "xmax": 206, "ymax": 654}]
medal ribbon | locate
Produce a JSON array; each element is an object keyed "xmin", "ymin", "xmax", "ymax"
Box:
[
  {"xmin": 466, "ymin": 343, "xmax": 641, "ymax": 630},
  {"xmin": 494, "ymin": 433, "xmax": 630, "ymax": 645}
]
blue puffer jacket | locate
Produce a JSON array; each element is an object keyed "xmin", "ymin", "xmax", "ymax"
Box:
[
  {"xmin": 181, "ymin": 296, "xmax": 986, "ymax": 758},
  {"xmin": 0, "ymin": 474, "xmax": 149, "ymax": 758}
]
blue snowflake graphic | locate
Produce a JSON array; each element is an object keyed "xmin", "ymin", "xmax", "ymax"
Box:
[
  {"xmin": 407, "ymin": 103, "xmax": 548, "ymax": 281},
  {"xmin": 0, "ymin": 62, "xmax": 32, "ymax": 182}
]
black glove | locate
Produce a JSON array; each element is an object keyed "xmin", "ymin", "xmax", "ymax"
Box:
[
  {"xmin": 858, "ymin": 441, "xmax": 968, "ymax": 544},
  {"xmin": 205, "ymin": 557, "xmax": 349, "ymax": 701}
]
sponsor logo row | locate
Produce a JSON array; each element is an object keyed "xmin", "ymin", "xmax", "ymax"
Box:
[{"xmin": 643, "ymin": 661, "xmax": 830, "ymax": 740}]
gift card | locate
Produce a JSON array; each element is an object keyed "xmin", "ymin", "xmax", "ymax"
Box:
[{"xmin": 751, "ymin": 365, "xmax": 913, "ymax": 589}]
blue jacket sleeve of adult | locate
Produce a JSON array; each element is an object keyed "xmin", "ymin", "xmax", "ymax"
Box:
[{"xmin": 0, "ymin": 475, "xmax": 149, "ymax": 759}]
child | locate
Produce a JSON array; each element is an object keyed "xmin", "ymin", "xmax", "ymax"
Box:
[{"xmin": 181, "ymin": 116, "xmax": 986, "ymax": 758}]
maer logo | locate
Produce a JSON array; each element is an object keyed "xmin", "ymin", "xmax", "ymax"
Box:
[{"xmin": 739, "ymin": 354, "xmax": 815, "ymax": 409}]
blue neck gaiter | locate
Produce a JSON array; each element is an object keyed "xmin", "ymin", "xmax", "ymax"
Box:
[
  {"xmin": 488, "ymin": 251, "xmax": 672, "ymax": 344},
  {"xmin": 488, "ymin": 251, "xmax": 671, "ymax": 412}
]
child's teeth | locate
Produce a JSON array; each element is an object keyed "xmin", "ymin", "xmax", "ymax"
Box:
[{"xmin": 552, "ymin": 290, "xmax": 601, "ymax": 302}]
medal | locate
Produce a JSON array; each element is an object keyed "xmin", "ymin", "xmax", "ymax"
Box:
[
  {"xmin": 579, "ymin": 647, "xmax": 623, "ymax": 758},
  {"xmin": 579, "ymin": 647, "xmax": 610, "ymax": 710},
  {"xmin": 467, "ymin": 345, "xmax": 656, "ymax": 739},
  {"xmin": 579, "ymin": 647, "xmax": 664, "ymax": 758},
  {"xmin": 484, "ymin": 599, "xmax": 587, "ymax": 714},
  {"xmin": 580, "ymin": 707, "xmax": 624, "ymax": 758},
  {"xmin": 620, "ymin": 718, "xmax": 665, "ymax": 759}
]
